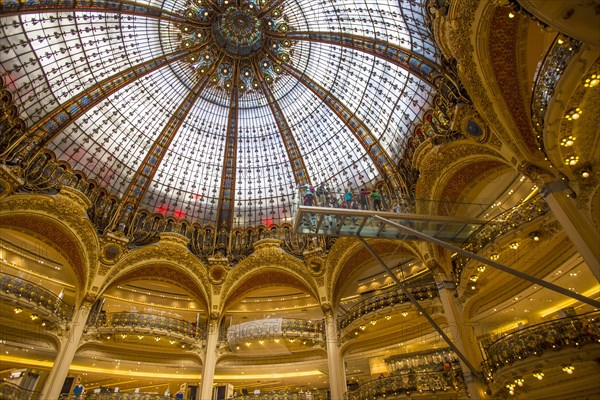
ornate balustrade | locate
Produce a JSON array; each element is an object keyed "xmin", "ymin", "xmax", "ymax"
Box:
[
  {"xmin": 531, "ymin": 34, "xmax": 582, "ymax": 153},
  {"xmin": 95, "ymin": 312, "xmax": 199, "ymax": 339},
  {"xmin": 237, "ymin": 390, "xmax": 328, "ymax": 400},
  {"xmin": 0, "ymin": 381, "xmax": 41, "ymax": 400},
  {"xmin": 454, "ymin": 193, "xmax": 550, "ymax": 284},
  {"xmin": 59, "ymin": 393, "xmax": 166, "ymax": 400},
  {"xmin": 346, "ymin": 370, "xmax": 466, "ymax": 400},
  {"xmin": 0, "ymin": 272, "xmax": 74, "ymax": 320},
  {"xmin": 338, "ymin": 283, "xmax": 438, "ymax": 330},
  {"xmin": 484, "ymin": 311, "xmax": 600, "ymax": 374},
  {"xmin": 226, "ymin": 318, "xmax": 324, "ymax": 348}
]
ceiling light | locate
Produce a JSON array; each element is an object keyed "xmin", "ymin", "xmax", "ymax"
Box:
[
  {"xmin": 509, "ymin": 242, "xmax": 519, "ymax": 250},
  {"xmin": 560, "ymin": 136, "xmax": 576, "ymax": 146},
  {"xmin": 30, "ymin": 314, "xmax": 39, "ymax": 321},
  {"xmin": 564, "ymin": 108, "xmax": 582, "ymax": 121},
  {"xmin": 515, "ymin": 378, "xmax": 524, "ymax": 387},
  {"xmin": 583, "ymin": 74, "xmax": 599, "ymax": 88},
  {"xmin": 401, "ymin": 312, "xmax": 408, "ymax": 317},
  {"xmin": 137, "ymin": 335, "xmax": 144, "ymax": 340},
  {"xmin": 508, "ymin": 12, "xmax": 515, "ymax": 18},
  {"xmin": 469, "ymin": 275, "xmax": 478, "ymax": 282},
  {"xmin": 490, "ymin": 254, "xmax": 499, "ymax": 261},
  {"xmin": 120, "ymin": 333, "xmax": 127, "ymax": 339},
  {"xmin": 533, "ymin": 371, "xmax": 544, "ymax": 380},
  {"xmin": 562, "ymin": 364, "xmax": 575, "ymax": 374},
  {"xmin": 565, "ymin": 156, "xmax": 579, "ymax": 166},
  {"xmin": 14, "ymin": 308, "xmax": 22, "ymax": 314},
  {"xmin": 477, "ymin": 265, "xmax": 486, "ymax": 273}
]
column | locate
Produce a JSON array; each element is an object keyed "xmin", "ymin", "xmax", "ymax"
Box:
[
  {"xmin": 541, "ymin": 186, "xmax": 600, "ymax": 280},
  {"xmin": 199, "ymin": 318, "xmax": 219, "ymax": 400},
  {"xmin": 41, "ymin": 305, "xmax": 92, "ymax": 400},
  {"xmin": 436, "ymin": 279, "xmax": 489, "ymax": 399},
  {"xmin": 324, "ymin": 310, "xmax": 346, "ymax": 400}
]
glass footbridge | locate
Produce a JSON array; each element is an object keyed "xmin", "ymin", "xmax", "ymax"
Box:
[{"xmin": 292, "ymin": 205, "xmax": 490, "ymax": 243}]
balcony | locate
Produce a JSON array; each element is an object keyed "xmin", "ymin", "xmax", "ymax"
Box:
[
  {"xmin": 338, "ymin": 283, "xmax": 439, "ymax": 330},
  {"xmin": 92, "ymin": 312, "xmax": 200, "ymax": 341},
  {"xmin": 0, "ymin": 381, "xmax": 40, "ymax": 400},
  {"xmin": 484, "ymin": 311, "xmax": 600, "ymax": 374},
  {"xmin": 226, "ymin": 318, "xmax": 325, "ymax": 352},
  {"xmin": 346, "ymin": 370, "xmax": 467, "ymax": 400},
  {"xmin": 0, "ymin": 272, "xmax": 74, "ymax": 321}
]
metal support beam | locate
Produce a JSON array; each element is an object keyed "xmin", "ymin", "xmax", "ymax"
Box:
[
  {"xmin": 373, "ymin": 215, "xmax": 600, "ymax": 308},
  {"xmin": 359, "ymin": 238, "xmax": 483, "ymax": 381}
]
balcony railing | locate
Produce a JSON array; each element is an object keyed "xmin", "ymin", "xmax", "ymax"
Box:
[
  {"xmin": 0, "ymin": 381, "xmax": 41, "ymax": 400},
  {"xmin": 95, "ymin": 312, "xmax": 199, "ymax": 339},
  {"xmin": 346, "ymin": 370, "xmax": 466, "ymax": 400},
  {"xmin": 59, "ymin": 393, "xmax": 165, "ymax": 400},
  {"xmin": 338, "ymin": 283, "xmax": 438, "ymax": 330},
  {"xmin": 484, "ymin": 311, "xmax": 600, "ymax": 374},
  {"xmin": 455, "ymin": 193, "xmax": 549, "ymax": 284},
  {"xmin": 531, "ymin": 34, "xmax": 582, "ymax": 154},
  {"xmin": 236, "ymin": 390, "xmax": 329, "ymax": 400},
  {"xmin": 226, "ymin": 318, "xmax": 324, "ymax": 348},
  {"xmin": 0, "ymin": 272, "xmax": 74, "ymax": 320}
]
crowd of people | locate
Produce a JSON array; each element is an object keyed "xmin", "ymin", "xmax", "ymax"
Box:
[{"xmin": 298, "ymin": 184, "xmax": 413, "ymax": 227}]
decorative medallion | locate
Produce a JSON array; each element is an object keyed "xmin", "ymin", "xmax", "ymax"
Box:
[{"xmin": 178, "ymin": 0, "xmax": 293, "ymax": 93}]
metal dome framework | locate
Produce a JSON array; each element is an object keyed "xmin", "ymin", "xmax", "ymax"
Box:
[{"xmin": 1, "ymin": 0, "xmax": 448, "ymax": 233}]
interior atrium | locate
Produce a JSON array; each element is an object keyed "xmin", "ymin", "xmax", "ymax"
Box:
[{"xmin": 0, "ymin": 0, "xmax": 599, "ymax": 399}]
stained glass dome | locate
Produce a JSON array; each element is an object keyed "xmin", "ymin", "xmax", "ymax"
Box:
[{"xmin": 1, "ymin": 0, "xmax": 443, "ymax": 229}]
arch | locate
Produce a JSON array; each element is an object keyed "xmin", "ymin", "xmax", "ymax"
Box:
[
  {"xmin": 100, "ymin": 245, "xmax": 210, "ymax": 313},
  {"xmin": 0, "ymin": 192, "xmax": 99, "ymax": 302},
  {"xmin": 415, "ymin": 141, "xmax": 511, "ymax": 204},
  {"xmin": 220, "ymin": 241, "xmax": 319, "ymax": 312},
  {"xmin": 325, "ymin": 238, "xmax": 423, "ymax": 309}
]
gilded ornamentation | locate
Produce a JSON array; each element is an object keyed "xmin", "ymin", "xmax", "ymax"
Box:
[
  {"xmin": 440, "ymin": 160, "xmax": 507, "ymax": 203},
  {"xmin": 416, "ymin": 141, "xmax": 504, "ymax": 201},
  {"xmin": 442, "ymin": 0, "xmax": 524, "ymax": 159},
  {"xmin": 208, "ymin": 254, "xmax": 230, "ymax": 286},
  {"xmin": 0, "ymin": 164, "xmax": 24, "ymax": 199},
  {"xmin": 102, "ymin": 243, "xmax": 210, "ymax": 307},
  {"xmin": 219, "ymin": 239, "xmax": 318, "ymax": 310},
  {"xmin": 303, "ymin": 247, "xmax": 326, "ymax": 277},
  {"xmin": 0, "ymin": 190, "xmax": 100, "ymax": 290}
]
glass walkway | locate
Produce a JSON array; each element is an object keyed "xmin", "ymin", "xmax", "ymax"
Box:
[{"xmin": 292, "ymin": 206, "xmax": 490, "ymax": 243}]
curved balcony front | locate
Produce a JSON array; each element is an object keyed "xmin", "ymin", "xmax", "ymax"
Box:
[
  {"xmin": 92, "ymin": 312, "xmax": 200, "ymax": 342},
  {"xmin": 346, "ymin": 370, "xmax": 467, "ymax": 400},
  {"xmin": 484, "ymin": 311, "xmax": 600, "ymax": 375},
  {"xmin": 0, "ymin": 381, "xmax": 41, "ymax": 400},
  {"xmin": 0, "ymin": 272, "xmax": 74, "ymax": 321},
  {"xmin": 226, "ymin": 318, "xmax": 325, "ymax": 351},
  {"xmin": 339, "ymin": 283, "xmax": 439, "ymax": 330}
]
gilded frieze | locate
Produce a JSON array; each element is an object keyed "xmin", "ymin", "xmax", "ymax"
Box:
[{"xmin": 443, "ymin": 0, "xmax": 523, "ymax": 159}]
